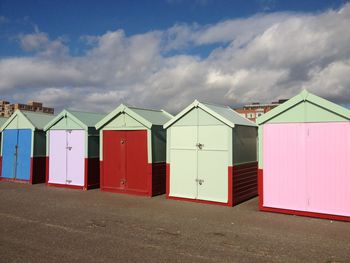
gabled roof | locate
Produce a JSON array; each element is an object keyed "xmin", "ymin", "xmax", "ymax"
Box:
[
  {"xmin": 256, "ymin": 90, "xmax": 350, "ymax": 125},
  {"xmin": 0, "ymin": 110, "xmax": 55, "ymax": 131},
  {"xmin": 164, "ymin": 100, "xmax": 256, "ymax": 129},
  {"xmin": 95, "ymin": 104, "xmax": 173, "ymax": 130},
  {"xmin": 44, "ymin": 109, "xmax": 105, "ymax": 131}
]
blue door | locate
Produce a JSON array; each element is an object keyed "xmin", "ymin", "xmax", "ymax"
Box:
[
  {"xmin": 16, "ymin": 130, "xmax": 32, "ymax": 180},
  {"xmin": 1, "ymin": 129, "xmax": 32, "ymax": 180},
  {"xmin": 1, "ymin": 130, "xmax": 18, "ymax": 179}
]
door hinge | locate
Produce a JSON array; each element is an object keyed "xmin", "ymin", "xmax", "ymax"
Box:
[{"xmin": 66, "ymin": 179, "xmax": 72, "ymax": 184}]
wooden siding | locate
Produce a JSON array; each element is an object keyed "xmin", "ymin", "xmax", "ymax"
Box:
[{"xmin": 232, "ymin": 162, "xmax": 258, "ymax": 205}]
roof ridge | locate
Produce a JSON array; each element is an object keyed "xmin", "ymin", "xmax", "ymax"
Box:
[
  {"xmin": 21, "ymin": 110, "xmax": 55, "ymax": 117},
  {"xmin": 66, "ymin": 109, "xmax": 105, "ymax": 115},
  {"xmin": 199, "ymin": 100, "xmax": 232, "ymax": 109},
  {"xmin": 128, "ymin": 106, "xmax": 164, "ymax": 112}
]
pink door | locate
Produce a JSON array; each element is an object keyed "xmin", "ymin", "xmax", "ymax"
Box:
[
  {"xmin": 263, "ymin": 122, "xmax": 350, "ymax": 217},
  {"xmin": 263, "ymin": 123, "xmax": 308, "ymax": 211},
  {"xmin": 49, "ymin": 130, "xmax": 85, "ymax": 187},
  {"xmin": 306, "ymin": 123, "xmax": 350, "ymax": 216},
  {"xmin": 66, "ymin": 130, "xmax": 85, "ymax": 186},
  {"xmin": 49, "ymin": 130, "xmax": 67, "ymax": 184}
]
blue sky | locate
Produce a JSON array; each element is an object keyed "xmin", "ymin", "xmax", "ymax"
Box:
[
  {"xmin": 0, "ymin": 0, "xmax": 349, "ymax": 112},
  {"xmin": 1, "ymin": 0, "xmax": 347, "ymax": 57}
]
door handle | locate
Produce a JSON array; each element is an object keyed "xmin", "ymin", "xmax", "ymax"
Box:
[
  {"xmin": 195, "ymin": 179, "xmax": 204, "ymax": 185},
  {"xmin": 66, "ymin": 146, "xmax": 72, "ymax": 150},
  {"xmin": 196, "ymin": 143, "xmax": 204, "ymax": 150},
  {"xmin": 120, "ymin": 139, "xmax": 126, "ymax": 144}
]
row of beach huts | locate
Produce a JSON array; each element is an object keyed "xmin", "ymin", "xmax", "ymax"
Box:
[{"xmin": 0, "ymin": 90, "xmax": 349, "ymax": 222}]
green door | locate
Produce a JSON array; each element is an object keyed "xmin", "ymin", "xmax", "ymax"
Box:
[
  {"xmin": 169, "ymin": 126, "xmax": 198, "ymax": 199},
  {"xmin": 197, "ymin": 126, "xmax": 229, "ymax": 203},
  {"xmin": 169, "ymin": 108, "xmax": 229, "ymax": 203}
]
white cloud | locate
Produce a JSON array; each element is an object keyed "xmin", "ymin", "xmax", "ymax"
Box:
[
  {"xmin": 1, "ymin": 3, "xmax": 350, "ymax": 114},
  {"xmin": 18, "ymin": 30, "xmax": 68, "ymax": 57}
]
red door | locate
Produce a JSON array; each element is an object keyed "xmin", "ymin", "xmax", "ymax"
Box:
[
  {"xmin": 102, "ymin": 130, "xmax": 149, "ymax": 195},
  {"xmin": 125, "ymin": 130, "xmax": 149, "ymax": 195},
  {"xmin": 103, "ymin": 131, "xmax": 126, "ymax": 191}
]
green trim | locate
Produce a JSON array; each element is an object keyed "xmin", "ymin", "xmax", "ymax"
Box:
[
  {"xmin": 0, "ymin": 117, "xmax": 8, "ymax": 129},
  {"xmin": 164, "ymin": 100, "xmax": 239, "ymax": 129},
  {"xmin": 161, "ymin": 109, "xmax": 174, "ymax": 119},
  {"xmin": 0, "ymin": 110, "xmax": 36, "ymax": 131},
  {"xmin": 44, "ymin": 110, "xmax": 88, "ymax": 131},
  {"xmin": 258, "ymin": 126, "xmax": 263, "ymax": 169},
  {"xmin": 164, "ymin": 101, "xmax": 198, "ymax": 129},
  {"xmin": 257, "ymin": 90, "xmax": 350, "ymax": 125},
  {"xmin": 96, "ymin": 104, "xmax": 153, "ymax": 130},
  {"xmin": 99, "ymin": 130, "xmax": 103, "ymax": 160}
]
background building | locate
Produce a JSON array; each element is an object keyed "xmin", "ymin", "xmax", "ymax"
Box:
[
  {"xmin": 0, "ymin": 100, "xmax": 54, "ymax": 117},
  {"xmin": 234, "ymin": 99, "xmax": 288, "ymax": 122}
]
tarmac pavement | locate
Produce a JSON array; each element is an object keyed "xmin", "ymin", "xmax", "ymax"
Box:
[{"xmin": 0, "ymin": 182, "xmax": 349, "ymax": 262}]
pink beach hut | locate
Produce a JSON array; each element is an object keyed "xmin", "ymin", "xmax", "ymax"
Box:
[{"xmin": 257, "ymin": 90, "xmax": 350, "ymax": 221}]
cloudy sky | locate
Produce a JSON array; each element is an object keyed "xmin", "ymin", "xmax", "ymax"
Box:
[{"xmin": 0, "ymin": 0, "xmax": 349, "ymax": 113}]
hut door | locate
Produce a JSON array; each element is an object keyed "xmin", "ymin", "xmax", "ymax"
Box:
[
  {"xmin": 14, "ymin": 130, "xmax": 31, "ymax": 180},
  {"xmin": 305, "ymin": 123, "xmax": 350, "ymax": 216},
  {"xmin": 264, "ymin": 122, "xmax": 350, "ymax": 217},
  {"xmin": 66, "ymin": 130, "xmax": 85, "ymax": 186},
  {"xmin": 49, "ymin": 130, "xmax": 84, "ymax": 186},
  {"xmin": 169, "ymin": 126, "xmax": 198, "ymax": 199},
  {"xmin": 49, "ymin": 130, "xmax": 67, "ymax": 184},
  {"xmin": 197, "ymin": 126, "xmax": 228, "ymax": 203},
  {"xmin": 1, "ymin": 129, "xmax": 31, "ymax": 180},
  {"xmin": 169, "ymin": 108, "xmax": 229, "ymax": 203},
  {"xmin": 124, "ymin": 130, "xmax": 148, "ymax": 194},
  {"xmin": 2, "ymin": 130, "xmax": 19, "ymax": 179},
  {"xmin": 103, "ymin": 131, "xmax": 127, "ymax": 191},
  {"xmin": 263, "ymin": 123, "xmax": 308, "ymax": 211}
]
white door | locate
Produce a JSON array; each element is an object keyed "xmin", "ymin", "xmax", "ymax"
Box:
[
  {"xmin": 66, "ymin": 130, "xmax": 85, "ymax": 186},
  {"xmin": 169, "ymin": 126, "xmax": 198, "ymax": 199},
  {"xmin": 49, "ymin": 130, "xmax": 67, "ymax": 184},
  {"xmin": 197, "ymin": 126, "xmax": 228, "ymax": 203}
]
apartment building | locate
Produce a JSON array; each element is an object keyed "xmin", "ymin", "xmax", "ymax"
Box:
[
  {"xmin": 235, "ymin": 99, "xmax": 288, "ymax": 122},
  {"xmin": 0, "ymin": 100, "xmax": 54, "ymax": 117}
]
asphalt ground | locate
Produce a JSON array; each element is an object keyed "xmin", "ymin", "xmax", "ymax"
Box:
[{"xmin": 0, "ymin": 182, "xmax": 349, "ymax": 263}]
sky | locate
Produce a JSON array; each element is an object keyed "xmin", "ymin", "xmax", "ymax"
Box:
[{"xmin": 0, "ymin": 0, "xmax": 350, "ymax": 113}]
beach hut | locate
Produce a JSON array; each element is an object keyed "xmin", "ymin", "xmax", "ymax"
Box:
[
  {"xmin": 0, "ymin": 110, "xmax": 54, "ymax": 183},
  {"xmin": 164, "ymin": 100, "xmax": 258, "ymax": 206},
  {"xmin": 44, "ymin": 110, "xmax": 105, "ymax": 190},
  {"xmin": 95, "ymin": 104, "xmax": 173, "ymax": 196},
  {"xmin": 257, "ymin": 90, "xmax": 350, "ymax": 221},
  {"xmin": 0, "ymin": 117, "xmax": 8, "ymax": 177}
]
